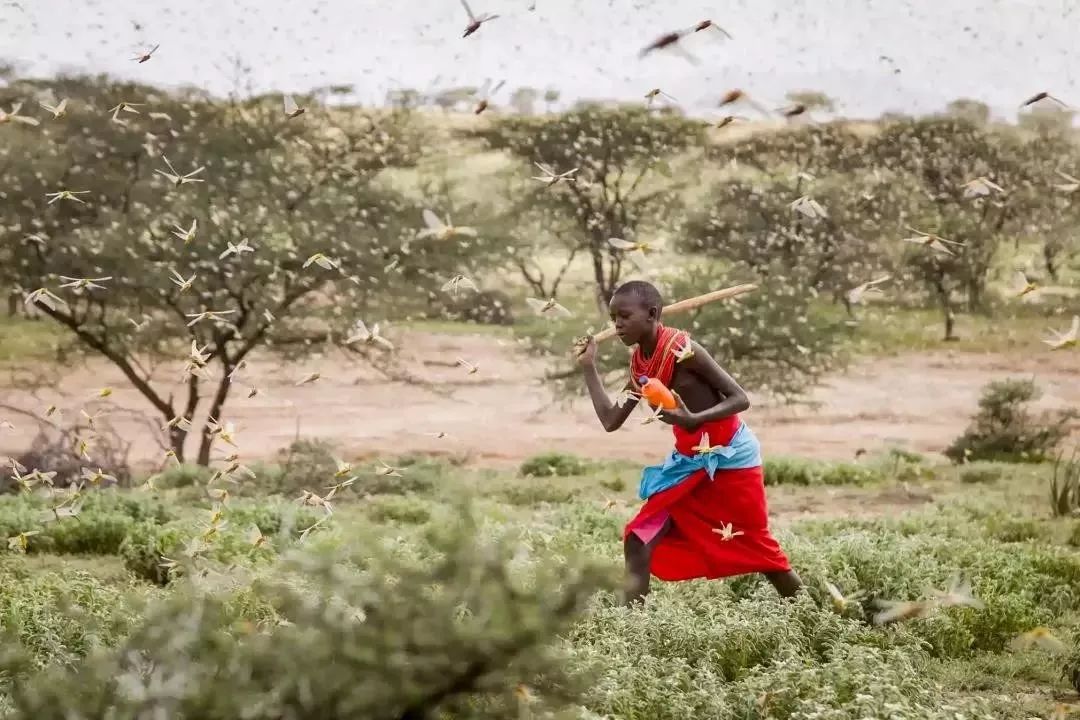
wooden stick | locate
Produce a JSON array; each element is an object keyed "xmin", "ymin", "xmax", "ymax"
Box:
[{"xmin": 587, "ymin": 283, "xmax": 759, "ymax": 344}]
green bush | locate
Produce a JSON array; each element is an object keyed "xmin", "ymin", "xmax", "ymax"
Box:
[
  {"xmin": 985, "ymin": 517, "xmax": 1044, "ymax": 543},
  {"xmin": 599, "ymin": 474, "xmax": 626, "ymax": 492},
  {"xmin": 1069, "ymin": 522, "xmax": 1080, "ymax": 548},
  {"xmin": 37, "ymin": 513, "xmax": 135, "ymax": 555},
  {"xmin": 960, "ymin": 463, "xmax": 1005, "ymax": 484},
  {"xmin": 2, "ymin": 517, "xmax": 614, "ymax": 720},
  {"xmin": 498, "ymin": 482, "xmax": 577, "ymax": 506},
  {"xmin": 151, "ymin": 463, "xmax": 213, "ymax": 489},
  {"xmin": 226, "ymin": 502, "xmax": 321, "ymax": 539},
  {"xmin": 441, "ymin": 288, "xmax": 515, "ymax": 326},
  {"xmin": 118, "ymin": 522, "xmax": 184, "ymax": 585},
  {"xmin": 945, "ymin": 378, "xmax": 1075, "ymax": 463},
  {"xmin": 0, "ymin": 564, "xmax": 139, "ymax": 670},
  {"xmin": 364, "ymin": 495, "xmax": 432, "ymax": 525},
  {"xmin": 0, "ymin": 492, "xmax": 174, "ymax": 556},
  {"xmin": 764, "ymin": 457, "xmax": 881, "ymax": 486},
  {"xmin": 519, "ymin": 452, "xmax": 591, "ymax": 477}
]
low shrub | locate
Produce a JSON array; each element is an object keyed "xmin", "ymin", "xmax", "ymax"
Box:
[
  {"xmin": 118, "ymin": 521, "xmax": 184, "ymax": 585},
  {"xmin": 945, "ymin": 378, "xmax": 1075, "ymax": 463},
  {"xmin": 519, "ymin": 452, "xmax": 592, "ymax": 478},
  {"xmin": 0, "ymin": 564, "xmax": 138, "ymax": 670},
  {"xmin": 2, "ymin": 517, "xmax": 613, "ymax": 720},
  {"xmin": 764, "ymin": 457, "xmax": 881, "ymax": 486},
  {"xmin": 441, "ymin": 288, "xmax": 515, "ymax": 326},
  {"xmin": 364, "ymin": 495, "xmax": 432, "ymax": 525},
  {"xmin": 498, "ymin": 482, "xmax": 577, "ymax": 506},
  {"xmin": 960, "ymin": 463, "xmax": 1005, "ymax": 484}
]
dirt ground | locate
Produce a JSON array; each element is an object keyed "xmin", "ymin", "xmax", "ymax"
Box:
[{"xmin": 1, "ymin": 329, "xmax": 1078, "ymax": 469}]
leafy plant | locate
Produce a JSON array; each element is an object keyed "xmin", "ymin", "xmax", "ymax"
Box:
[
  {"xmin": 1051, "ymin": 448, "xmax": 1080, "ymax": 517},
  {"xmin": 2, "ymin": 514, "xmax": 615, "ymax": 719},
  {"xmin": 945, "ymin": 379, "xmax": 1075, "ymax": 463},
  {"xmin": 519, "ymin": 452, "xmax": 591, "ymax": 478},
  {"xmin": 764, "ymin": 457, "xmax": 881, "ymax": 486}
]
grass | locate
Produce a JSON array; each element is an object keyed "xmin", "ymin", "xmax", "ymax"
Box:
[
  {"xmin": 0, "ymin": 314, "xmax": 64, "ymax": 363},
  {"xmin": 0, "ymin": 454, "xmax": 1077, "ymax": 718}
]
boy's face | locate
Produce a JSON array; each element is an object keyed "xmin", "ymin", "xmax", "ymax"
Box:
[{"xmin": 609, "ymin": 293, "xmax": 658, "ymax": 346}]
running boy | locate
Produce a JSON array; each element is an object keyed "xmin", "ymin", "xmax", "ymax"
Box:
[{"xmin": 576, "ymin": 280, "xmax": 802, "ymax": 605}]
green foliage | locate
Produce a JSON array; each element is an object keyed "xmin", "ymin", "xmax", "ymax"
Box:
[
  {"xmin": 152, "ymin": 463, "xmax": 213, "ymax": 489},
  {"xmin": 498, "ymin": 483, "xmax": 577, "ymax": 506},
  {"xmin": 0, "ymin": 563, "xmax": 140, "ymax": 670},
  {"xmin": 0, "ymin": 491, "xmax": 173, "ymax": 556},
  {"xmin": 519, "ymin": 451, "xmax": 591, "ymax": 477},
  {"xmin": 680, "ymin": 168, "xmax": 889, "ymax": 306},
  {"xmin": 764, "ymin": 457, "xmax": 881, "ymax": 486},
  {"xmin": 470, "ymin": 104, "xmax": 705, "ymax": 306},
  {"xmin": 959, "ymin": 463, "xmax": 1005, "ymax": 484},
  {"xmin": 2, "ymin": 516, "xmax": 615, "ymax": 720},
  {"xmin": 439, "ymin": 288, "xmax": 516, "ymax": 325},
  {"xmin": 945, "ymin": 378, "xmax": 1075, "ymax": 463},
  {"xmin": 0, "ymin": 75, "xmax": 509, "ymax": 467},
  {"xmin": 118, "ymin": 521, "xmax": 184, "ymax": 585},
  {"xmin": 671, "ymin": 269, "xmax": 845, "ymax": 400},
  {"xmin": 1050, "ymin": 448, "xmax": 1080, "ymax": 517},
  {"xmin": 364, "ymin": 495, "xmax": 432, "ymax": 525}
]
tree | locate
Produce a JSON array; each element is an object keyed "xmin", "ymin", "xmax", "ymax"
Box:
[
  {"xmin": 945, "ymin": 98, "xmax": 991, "ymax": 125},
  {"xmin": 542, "ymin": 88, "xmax": 560, "ymax": 113},
  {"xmin": 469, "ymin": 104, "xmax": 705, "ymax": 313},
  {"xmin": 508, "ymin": 87, "xmax": 539, "ymax": 115},
  {"xmin": 681, "ymin": 173, "xmax": 891, "ymax": 316},
  {"xmin": 0, "ymin": 76, "xmax": 455, "ymax": 466},
  {"xmin": 785, "ymin": 90, "xmax": 836, "ymax": 114},
  {"xmin": 865, "ymin": 116, "xmax": 1032, "ymax": 317},
  {"xmin": 515, "ymin": 264, "xmax": 844, "ymax": 402}
]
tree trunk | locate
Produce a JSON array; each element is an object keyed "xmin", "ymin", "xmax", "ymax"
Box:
[
  {"xmin": 1044, "ymin": 241, "xmax": 1060, "ymax": 282},
  {"xmin": 934, "ymin": 280, "xmax": 957, "ymax": 341},
  {"xmin": 168, "ymin": 426, "xmax": 189, "ymax": 464},
  {"xmin": 196, "ymin": 371, "xmax": 234, "ymax": 466},
  {"xmin": 6, "ymin": 292, "xmax": 16, "ymax": 317},
  {"xmin": 588, "ymin": 239, "xmax": 611, "ymax": 315}
]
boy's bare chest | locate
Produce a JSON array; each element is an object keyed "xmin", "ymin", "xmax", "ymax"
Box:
[{"xmin": 668, "ymin": 365, "xmax": 720, "ymax": 412}]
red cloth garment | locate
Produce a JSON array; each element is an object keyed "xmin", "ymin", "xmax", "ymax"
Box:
[
  {"xmin": 623, "ymin": 324, "xmax": 791, "ymax": 581},
  {"xmin": 624, "ymin": 421, "xmax": 791, "ymax": 581}
]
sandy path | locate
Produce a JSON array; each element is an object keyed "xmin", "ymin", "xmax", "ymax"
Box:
[{"xmin": 1, "ymin": 331, "xmax": 1077, "ymax": 468}]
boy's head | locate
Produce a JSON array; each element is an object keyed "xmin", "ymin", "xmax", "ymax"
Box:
[{"xmin": 609, "ymin": 280, "xmax": 663, "ymax": 346}]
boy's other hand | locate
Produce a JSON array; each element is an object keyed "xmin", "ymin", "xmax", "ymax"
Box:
[{"xmin": 575, "ymin": 336, "xmax": 597, "ymax": 367}]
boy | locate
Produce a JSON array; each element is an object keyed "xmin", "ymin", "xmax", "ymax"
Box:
[{"xmin": 575, "ymin": 280, "xmax": 802, "ymax": 605}]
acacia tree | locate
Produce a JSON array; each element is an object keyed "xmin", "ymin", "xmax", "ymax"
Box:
[
  {"xmin": 470, "ymin": 103, "xmax": 705, "ymax": 313},
  {"xmin": 689, "ymin": 124, "xmax": 890, "ymax": 316},
  {"xmin": 0, "ymin": 76, "xmax": 449, "ymax": 466},
  {"xmin": 866, "ymin": 116, "xmax": 1034, "ymax": 315}
]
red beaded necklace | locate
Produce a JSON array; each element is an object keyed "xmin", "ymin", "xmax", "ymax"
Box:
[{"xmin": 629, "ymin": 323, "xmax": 689, "ymax": 391}]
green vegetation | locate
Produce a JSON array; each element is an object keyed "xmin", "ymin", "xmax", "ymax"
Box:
[
  {"xmin": 0, "ymin": 454, "xmax": 1075, "ymax": 718},
  {"xmin": 946, "ymin": 378, "xmax": 1076, "ymax": 463}
]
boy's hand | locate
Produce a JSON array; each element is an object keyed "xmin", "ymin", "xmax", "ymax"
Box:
[
  {"xmin": 659, "ymin": 392, "xmax": 699, "ymax": 429},
  {"xmin": 574, "ymin": 336, "xmax": 597, "ymax": 367}
]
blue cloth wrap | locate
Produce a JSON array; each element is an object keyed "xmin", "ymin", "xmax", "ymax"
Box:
[{"xmin": 638, "ymin": 422, "xmax": 763, "ymax": 500}]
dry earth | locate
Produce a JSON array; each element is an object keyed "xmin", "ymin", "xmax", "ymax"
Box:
[{"xmin": 1, "ymin": 330, "xmax": 1078, "ymax": 470}]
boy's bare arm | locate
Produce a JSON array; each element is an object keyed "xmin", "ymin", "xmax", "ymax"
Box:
[
  {"xmin": 680, "ymin": 340, "xmax": 751, "ymax": 423},
  {"xmin": 584, "ymin": 367, "xmax": 636, "ymax": 432},
  {"xmin": 577, "ymin": 337, "xmax": 636, "ymax": 432}
]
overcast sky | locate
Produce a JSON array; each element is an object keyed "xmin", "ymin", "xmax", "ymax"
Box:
[{"xmin": 3, "ymin": 0, "xmax": 1078, "ymax": 119}]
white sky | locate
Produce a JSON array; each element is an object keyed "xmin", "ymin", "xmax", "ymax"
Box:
[{"xmin": 3, "ymin": 0, "xmax": 1078, "ymax": 119}]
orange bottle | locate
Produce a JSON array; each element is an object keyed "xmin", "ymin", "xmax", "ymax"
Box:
[{"xmin": 638, "ymin": 376, "xmax": 677, "ymax": 410}]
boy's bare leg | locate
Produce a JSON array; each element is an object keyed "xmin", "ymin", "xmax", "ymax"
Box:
[
  {"xmin": 764, "ymin": 569, "xmax": 803, "ymax": 598},
  {"xmin": 623, "ymin": 517, "xmax": 673, "ymax": 606}
]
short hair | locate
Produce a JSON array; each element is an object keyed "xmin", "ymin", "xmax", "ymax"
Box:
[{"xmin": 612, "ymin": 280, "xmax": 663, "ymax": 311}]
